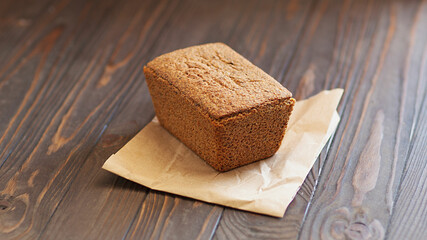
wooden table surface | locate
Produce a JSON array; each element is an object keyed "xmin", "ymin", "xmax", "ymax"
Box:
[{"xmin": 1, "ymin": 0, "xmax": 426, "ymax": 239}]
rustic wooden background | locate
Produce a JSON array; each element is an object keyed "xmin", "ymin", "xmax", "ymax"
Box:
[{"xmin": 1, "ymin": 0, "xmax": 426, "ymax": 239}]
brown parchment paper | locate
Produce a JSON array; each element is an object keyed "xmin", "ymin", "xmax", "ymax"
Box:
[{"xmin": 102, "ymin": 89, "xmax": 344, "ymax": 217}]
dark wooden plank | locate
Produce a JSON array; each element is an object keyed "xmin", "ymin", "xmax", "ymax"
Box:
[
  {"xmin": 0, "ymin": 0, "xmax": 170, "ymax": 238},
  {"xmin": 0, "ymin": 0, "xmax": 53, "ymax": 61},
  {"xmin": 214, "ymin": 0, "xmax": 360, "ymax": 238},
  {"xmin": 0, "ymin": 0, "xmax": 69, "ymax": 89},
  {"xmin": 38, "ymin": 0, "xmax": 246, "ymax": 238},
  {"xmin": 38, "ymin": 87, "xmax": 154, "ymax": 240},
  {"xmin": 386, "ymin": 2, "xmax": 427, "ymax": 237},
  {"xmin": 37, "ymin": 35, "xmax": 172, "ymax": 238},
  {"xmin": 297, "ymin": 0, "xmax": 427, "ymax": 238},
  {"xmin": 28, "ymin": 0, "xmax": 252, "ymax": 239},
  {"xmin": 124, "ymin": 192, "xmax": 223, "ymax": 240},
  {"xmin": 387, "ymin": 94, "xmax": 427, "ymax": 239}
]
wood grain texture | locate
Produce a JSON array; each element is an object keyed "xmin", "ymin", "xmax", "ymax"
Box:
[
  {"xmin": 215, "ymin": 0, "xmax": 388, "ymax": 237},
  {"xmin": 386, "ymin": 2, "xmax": 427, "ymax": 236},
  {"xmin": 298, "ymin": 0, "xmax": 427, "ymax": 239},
  {"xmin": 37, "ymin": 86, "xmax": 153, "ymax": 239},
  {"xmin": 0, "ymin": 0, "xmax": 426, "ymax": 239},
  {"xmin": 0, "ymin": 0, "xmax": 167, "ymax": 238},
  {"xmin": 124, "ymin": 192, "xmax": 223, "ymax": 240},
  {"xmin": 387, "ymin": 93, "xmax": 427, "ymax": 239}
]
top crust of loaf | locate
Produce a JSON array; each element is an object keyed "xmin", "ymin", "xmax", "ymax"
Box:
[{"xmin": 145, "ymin": 43, "xmax": 292, "ymax": 120}]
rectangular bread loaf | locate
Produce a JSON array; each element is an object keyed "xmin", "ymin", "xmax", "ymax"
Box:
[{"xmin": 144, "ymin": 43, "xmax": 295, "ymax": 171}]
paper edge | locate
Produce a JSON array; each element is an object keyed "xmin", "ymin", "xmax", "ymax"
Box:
[{"xmin": 101, "ymin": 89, "xmax": 344, "ymax": 217}]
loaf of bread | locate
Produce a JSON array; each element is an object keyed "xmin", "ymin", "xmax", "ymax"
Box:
[{"xmin": 144, "ymin": 43, "xmax": 295, "ymax": 171}]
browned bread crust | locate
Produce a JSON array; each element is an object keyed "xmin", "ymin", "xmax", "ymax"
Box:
[{"xmin": 144, "ymin": 43, "xmax": 295, "ymax": 171}]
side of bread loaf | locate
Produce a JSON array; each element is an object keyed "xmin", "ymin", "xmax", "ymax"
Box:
[{"xmin": 144, "ymin": 43, "xmax": 295, "ymax": 171}]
